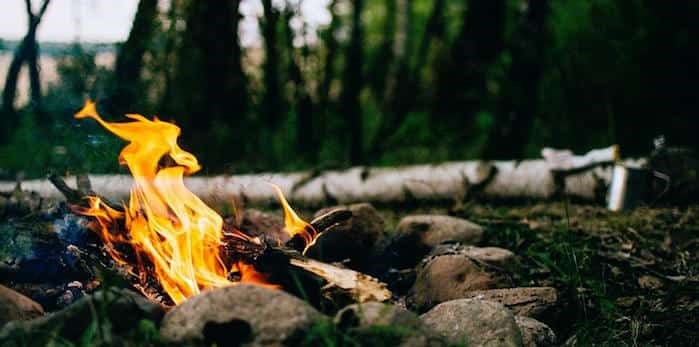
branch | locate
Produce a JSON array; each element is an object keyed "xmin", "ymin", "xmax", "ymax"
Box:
[
  {"xmin": 37, "ymin": 0, "xmax": 51, "ymax": 19},
  {"xmin": 24, "ymin": 0, "xmax": 34, "ymax": 18}
]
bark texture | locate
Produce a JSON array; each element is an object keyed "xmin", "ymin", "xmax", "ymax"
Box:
[{"xmin": 2, "ymin": 147, "xmax": 637, "ymax": 207}]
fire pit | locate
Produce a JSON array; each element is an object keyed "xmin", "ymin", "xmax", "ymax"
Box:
[{"xmin": 0, "ymin": 102, "xmax": 560, "ymax": 346}]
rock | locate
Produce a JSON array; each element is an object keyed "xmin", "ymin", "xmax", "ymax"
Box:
[
  {"xmin": 397, "ymin": 215, "xmax": 483, "ymax": 247},
  {"xmin": 429, "ymin": 244, "xmax": 520, "ymax": 272},
  {"xmin": 0, "ymin": 288, "xmax": 164, "ymax": 343},
  {"xmin": 388, "ymin": 215, "xmax": 484, "ymax": 268},
  {"xmin": 335, "ymin": 302, "xmax": 423, "ymax": 328},
  {"xmin": 421, "ymin": 298, "xmax": 523, "ymax": 347},
  {"xmin": 460, "ymin": 287, "xmax": 558, "ymax": 319},
  {"xmin": 407, "ymin": 253, "xmax": 510, "ymax": 312},
  {"xmin": 238, "ymin": 208, "xmax": 288, "ymax": 244},
  {"xmin": 0, "ymin": 285, "xmax": 44, "ymax": 327},
  {"xmin": 307, "ymin": 203, "xmax": 385, "ymax": 268},
  {"xmin": 160, "ymin": 284, "xmax": 325, "ymax": 346},
  {"xmin": 335, "ymin": 302, "xmax": 447, "ymax": 346},
  {"xmin": 515, "ymin": 316, "xmax": 556, "ymax": 347}
]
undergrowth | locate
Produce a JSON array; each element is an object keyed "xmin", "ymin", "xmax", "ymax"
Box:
[{"xmin": 456, "ymin": 202, "xmax": 699, "ymax": 346}]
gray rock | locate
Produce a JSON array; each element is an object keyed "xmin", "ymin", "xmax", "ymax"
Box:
[
  {"xmin": 429, "ymin": 244, "xmax": 520, "ymax": 272},
  {"xmin": 515, "ymin": 316, "xmax": 556, "ymax": 347},
  {"xmin": 396, "ymin": 215, "xmax": 483, "ymax": 248},
  {"xmin": 407, "ymin": 253, "xmax": 509, "ymax": 312},
  {"xmin": 335, "ymin": 302, "xmax": 423, "ymax": 328},
  {"xmin": 335, "ymin": 302, "xmax": 445, "ymax": 346},
  {"xmin": 160, "ymin": 284, "xmax": 325, "ymax": 346},
  {"xmin": 0, "ymin": 285, "xmax": 44, "ymax": 328},
  {"xmin": 421, "ymin": 299, "xmax": 523, "ymax": 347},
  {"xmin": 335, "ymin": 302, "xmax": 448, "ymax": 347},
  {"xmin": 308, "ymin": 203, "xmax": 385, "ymax": 267},
  {"xmin": 0, "ymin": 288, "xmax": 163, "ymax": 343},
  {"xmin": 460, "ymin": 287, "xmax": 558, "ymax": 319}
]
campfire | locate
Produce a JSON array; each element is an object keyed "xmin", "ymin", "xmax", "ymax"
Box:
[{"xmin": 68, "ymin": 101, "xmax": 387, "ymax": 306}]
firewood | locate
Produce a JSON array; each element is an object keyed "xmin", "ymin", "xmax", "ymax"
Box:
[
  {"xmin": 46, "ymin": 175, "xmax": 391, "ymax": 305},
  {"xmin": 48, "ymin": 173, "xmax": 120, "ymax": 211},
  {"xmin": 273, "ymin": 247, "xmax": 392, "ymax": 303}
]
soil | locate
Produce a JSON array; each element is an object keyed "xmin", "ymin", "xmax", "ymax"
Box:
[{"xmin": 370, "ymin": 202, "xmax": 699, "ymax": 346}]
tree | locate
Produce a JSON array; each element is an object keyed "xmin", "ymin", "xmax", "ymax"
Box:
[
  {"xmin": 1, "ymin": 0, "xmax": 51, "ymax": 142},
  {"xmin": 283, "ymin": 2, "xmax": 316, "ymax": 161},
  {"xmin": 110, "ymin": 0, "xmax": 159, "ymax": 115},
  {"xmin": 367, "ymin": 0, "xmax": 414, "ymax": 159},
  {"xmin": 317, "ymin": 0, "xmax": 340, "ymax": 144},
  {"xmin": 431, "ymin": 0, "xmax": 506, "ymax": 133},
  {"xmin": 483, "ymin": 0, "xmax": 549, "ymax": 159},
  {"xmin": 261, "ymin": 0, "xmax": 283, "ymax": 128},
  {"xmin": 166, "ymin": 0, "xmax": 248, "ymax": 169},
  {"xmin": 340, "ymin": 0, "xmax": 365, "ymax": 164}
]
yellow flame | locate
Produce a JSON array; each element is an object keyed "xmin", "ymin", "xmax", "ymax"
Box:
[
  {"xmin": 74, "ymin": 101, "xmax": 304, "ymax": 304},
  {"xmin": 270, "ymin": 184, "xmax": 318, "ymax": 254}
]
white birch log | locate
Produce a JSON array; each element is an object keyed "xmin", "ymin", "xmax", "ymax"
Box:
[{"xmin": 1, "ymin": 146, "xmax": 643, "ymax": 206}]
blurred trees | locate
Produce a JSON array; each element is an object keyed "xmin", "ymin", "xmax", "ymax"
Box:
[
  {"xmin": 2, "ymin": 0, "xmax": 699, "ymax": 176},
  {"xmin": 110, "ymin": 0, "xmax": 158, "ymax": 115},
  {"xmin": 165, "ymin": 0, "xmax": 248, "ymax": 169},
  {"xmin": 1, "ymin": 0, "xmax": 51, "ymax": 143}
]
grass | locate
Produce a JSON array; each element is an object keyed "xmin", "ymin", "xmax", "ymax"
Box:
[{"xmin": 451, "ymin": 202, "xmax": 699, "ymax": 346}]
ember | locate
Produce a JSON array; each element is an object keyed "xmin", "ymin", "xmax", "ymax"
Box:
[{"xmin": 72, "ymin": 101, "xmax": 317, "ymax": 304}]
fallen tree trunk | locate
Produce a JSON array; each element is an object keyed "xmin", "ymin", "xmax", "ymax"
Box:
[{"xmin": 2, "ymin": 147, "xmax": 643, "ymax": 207}]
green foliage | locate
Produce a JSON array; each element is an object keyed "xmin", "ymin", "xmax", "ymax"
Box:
[
  {"xmin": 299, "ymin": 319, "xmax": 441, "ymax": 347},
  {"xmin": 2, "ymin": 0, "xmax": 698, "ymax": 176},
  {"xmin": 0, "ymin": 107, "xmax": 123, "ymax": 177}
]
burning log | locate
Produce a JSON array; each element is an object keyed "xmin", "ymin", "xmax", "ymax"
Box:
[{"xmin": 48, "ymin": 152, "xmax": 391, "ymax": 307}]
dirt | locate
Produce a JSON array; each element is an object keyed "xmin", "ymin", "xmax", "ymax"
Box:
[{"xmin": 372, "ymin": 202, "xmax": 699, "ymax": 346}]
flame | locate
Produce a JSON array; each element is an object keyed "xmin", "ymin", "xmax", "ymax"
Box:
[
  {"xmin": 270, "ymin": 184, "xmax": 318, "ymax": 254},
  {"xmin": 73, "ymin": 101, "xmax": 311, "ymax": 304}
]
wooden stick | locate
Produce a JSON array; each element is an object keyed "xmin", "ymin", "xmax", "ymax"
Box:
[{"xmin": 277, "ymin": 248, "xmax": 392, "ymax": 302}]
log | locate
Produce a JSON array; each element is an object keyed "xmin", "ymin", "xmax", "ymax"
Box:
[
  {"xmin": 284, "ymin": 249, "xmax": 392, "ymax": 303},
  {"xmin": 0, "ymin": 146, "xmax": 643, "ymax": 206}
]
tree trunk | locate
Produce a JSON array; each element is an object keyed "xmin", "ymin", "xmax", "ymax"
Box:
[
  {"xmin": 367, "ymin": 0, "xmax": 414, "ymax": 159},
  {"xmin": 1, "ymin": 0, "xmax": 51, "ymax": 142},
  {"xmin": 483, "ymin": 0, "xmax": 549, "ymax": 159},
  {"xmin": 261, "ymin": 0, "xmax": 282, "ymax": 128},
  {"xmin": 7, "ymin": 146, "xmax": 626, "ymax": 207},
  {"xmin": 340, "ymin": 0, "xmax": 365, "ymax": 165},
  {"xmin": 170, "ymin": 0, "xmax": 247, "ymax": 169},
  {"xmin": 317, "ymin": 0, "xmax": 340, "ymax": 146},
  {"xmin": 283, "ymin": 4, "xmax": 316, "ymax": 161},
  {"xmin": 366, "ymin": 0, "xmax": 395, "ymax": 98},
  {"xmin": 431, "ymin": 0, "xmax": 506, "ymax": 130},
  {"xmin": 1, "ymin": 37, "xmax": 29, "ymax": 119},
  {"xmin": 111, "ymin": 0, "xmax": 158, "ymax": 114}
]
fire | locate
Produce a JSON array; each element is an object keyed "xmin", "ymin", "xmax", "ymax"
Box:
[
  {"xmin": 271, "ymin": 184, "xmax": 318, "ymax": 254},
  {"xmin": 73, "ymin": 101, "xmax": 316, "ymax": 304}
]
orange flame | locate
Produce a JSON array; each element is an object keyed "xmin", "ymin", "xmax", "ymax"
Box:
[
  {"xmin": 73, "ymin": 101, "xmax": 311, "ymax": 304},
  {"xmin": 270, "ymin": 184, "xmax": 318, "ymax": 254}
]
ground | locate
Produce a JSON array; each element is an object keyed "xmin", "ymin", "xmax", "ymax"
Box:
[
  {"xmin": 2, "ymin": 197, "xmax": 698, "ymax": 346},
  {"xmin": 369, "ymin": 202, "xmax": 699, "ymax": 346}
]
